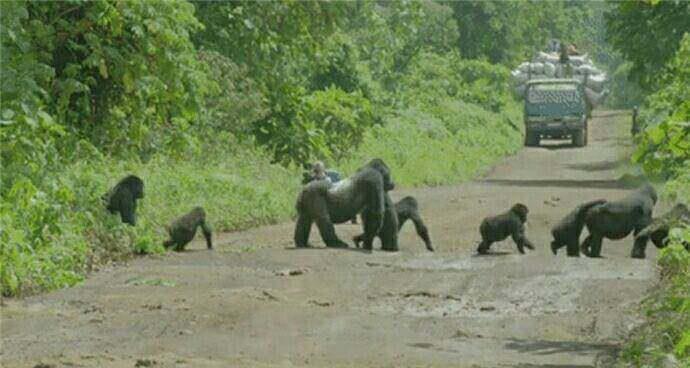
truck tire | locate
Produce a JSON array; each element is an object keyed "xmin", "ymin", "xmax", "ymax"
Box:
[
  {"xmin": 573, "ymin": 128, "xmax": 586, "ymax": 147},
  {"xmin": 525, "ymin": 131, "xmax": 540, "ymax": 147}
]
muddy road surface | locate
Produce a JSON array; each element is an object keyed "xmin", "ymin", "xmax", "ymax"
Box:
[{"xmin": 2, "ymin": 111, "xmax": 661, "ymax": 367}]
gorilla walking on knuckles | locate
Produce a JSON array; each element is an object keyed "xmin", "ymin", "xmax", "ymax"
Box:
[
  {"xmin": 353, "ymin": 196, "xmax": 434, "ymax": 252},
  {"xmin": 550, "ymin": 199, "xmax": 607, "ymax": 257},
  {"xmin": 163, "ymin": 207, "xmax": 213, "ymax": 251},
  {"xmin": 580, "ymin": 184, "xmax": 657, "ymax": 258},
  {"xmin": 294, "ymin": 158, "xmax": 397, "ymax": 251},
  {"xmin": 477, "ymin": 203, "xmax": 535, "ymax": 255},
  {"xmin": 102, "ymin": 175, "xmax": 144, "ymax": 226}
]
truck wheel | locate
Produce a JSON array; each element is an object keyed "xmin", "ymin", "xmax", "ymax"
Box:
[
  {"xmin": 524, "ymin": 131, "xmax": 540, "ymax": 147},
  {"xmin": 573, "ymin": 129, "xmax": 586, "ymax": 147}
]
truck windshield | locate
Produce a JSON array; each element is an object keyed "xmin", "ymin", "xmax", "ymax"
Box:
[{"xmin": 527, "ymin": 84, "xmax": 580, "ymax": 104}]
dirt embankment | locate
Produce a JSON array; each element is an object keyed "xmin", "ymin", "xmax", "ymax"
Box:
[{"xmin": 1, "ymin": 111, "xmax": 660, "ymax": 368}]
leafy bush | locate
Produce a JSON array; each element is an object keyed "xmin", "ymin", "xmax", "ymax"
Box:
[
  {"xmin": 618, "ymin": 238, "xmax": 690, "ymax": 367},
  {"xmin": 1, "ymin": 1, "xmax": 208, "ymax": 158},
  {"xmin": 253, "ymin": 87, "xmax": 377, "ymax": 165},
  {"xmin": 633, "ymin": 34, "xmax": 690, "ymax": 179},
  {"xmin": 399, "ymin": 52, "xmax": 513, "ymax": 113},
  {"xmin": 310, "ymin": 32, "xmax": 365, "ymax": 93},
  {"xmin": 198, "ymin": 50, "xmax": 268, "ymax": 138}
]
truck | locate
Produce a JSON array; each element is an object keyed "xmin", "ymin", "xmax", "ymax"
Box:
[
  {"xmin": 512, "ymin": 41, "xmax": 609, "ymax": 147},
  {"xmin": 523, "ymin": 79, "xmax": 588, "ymax": 147}
]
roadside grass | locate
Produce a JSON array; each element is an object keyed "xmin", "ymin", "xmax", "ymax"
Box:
[
  {"xmin": 0, "ymin": 143, "xmax": 300, "ymax": 296},
  {"xmin": 340, "ymin": 97, "xmax": 523, "ymax": 187}
]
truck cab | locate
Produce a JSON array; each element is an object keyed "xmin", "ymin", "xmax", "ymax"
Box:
[{"xmin": 523, "ymin": 79, "xmax": 588, "ymax": 147}]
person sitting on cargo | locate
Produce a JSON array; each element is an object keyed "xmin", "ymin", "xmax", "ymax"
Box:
[{"xmin": 301, "ymin": 161, "xmax": 342, "ymax": 185}]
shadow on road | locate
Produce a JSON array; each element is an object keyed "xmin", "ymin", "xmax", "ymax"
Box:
[
  {"xmin": 539, "ymin": 142, "xmax": 578, "ymax": 150},
  {"xmin": 471, "ymin": 251, "xmax": 513, "ymax": 257},
  {"xmin": 481, "ymin": 179, "xmax": 639, "ymax": 190},
  {"xmin": 504, "ymin": 338, "xmax": 618, "ymax": 356},
  {"xmin": 512, "ymin": 364, "xmax": 596, "ymax": 368},
  {"xmin": 566, "ymin": 159, "xmax": 627, "ymax": 172},
  {"xmin": 285, "ymin": 246, "xmax": 373, "ymax": 254}
]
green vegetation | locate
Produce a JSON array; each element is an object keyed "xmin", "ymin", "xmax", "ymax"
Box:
[
  {"xmin": 606, "ymin": 3, "xmax": 690, "ymax": 366},
  {"xmin": 1, "ymin": 0, "xmax": 552, "ymax": 297},
  {"xmin": 0, "ymin": 0, "xmax": 668, "ymax": 300}
]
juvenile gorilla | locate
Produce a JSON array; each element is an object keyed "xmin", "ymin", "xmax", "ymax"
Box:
[
  {"xmin": 550, "ymin": 199, "xmax": 607, "ymax": 257},
  {"xmin": 102, "ymin": 175, "xmax": 144, "ymax": 226},
  {"xmin": 580, "ymin": 184, "xmax": 657, "ymax": 258},
  {"xmin": 163, "ymin": 207, "xmax": 213, "ymax": 251},
  {"xmin": 294, "ymin": 158, "xmax": 395, "ymax": 250},
  {"xmin": 353, "ymin": 196, "xmax": 433, "ymax": 252},
  {"xmin": 634, "ymin": 203, "xmax": 690, "ymax": 255},
  {"xmin": 477, "ymin": 203, "xmax": 535, "ymax": 255}
]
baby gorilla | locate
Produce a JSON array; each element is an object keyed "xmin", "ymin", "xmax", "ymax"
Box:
[
  {"xmin": 353, "ymin": 196, "xmax": 434, "ymax": 252},
  {"xmin": 477, "ymin": 203, "xmax": 535, "ymax": 255},
  {"xmin": 163, "ymin": 207, "xmax": 213, "ymax": 251}
]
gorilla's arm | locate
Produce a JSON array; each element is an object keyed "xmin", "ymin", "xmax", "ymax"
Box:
[
  {"xmin": 408, "ymin": 212, "xmax": 433, "ymax": 251},
  {"xmin": 511, "ymin": 221, "xmax": 535, "ymax": 254},
  {"xmin": 201, "ymin": 220, "xmax": 213, "ymax": 249},
  {"xmin": 119, "ymin": 192, "xmax": 136, "ymax": 226},
  {"xmin": 358, "ymin": 177, "xmax": 386, "ymax": 249}
]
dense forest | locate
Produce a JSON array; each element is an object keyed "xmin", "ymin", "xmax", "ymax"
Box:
[{"xmin": 1, "ymin": 2, "xmax": 689, "ymax": 363}]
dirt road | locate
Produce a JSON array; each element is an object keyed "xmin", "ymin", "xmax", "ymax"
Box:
[{"xmin": 1, "ymin": 111, "xmax": 661, "ymax": 367}]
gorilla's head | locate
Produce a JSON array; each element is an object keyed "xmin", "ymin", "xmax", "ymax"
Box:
[
  {"xmin": 511, "ymin": 203, "xmax": 529, "ymax": 223},
  {"xmin": 367, "ymin": 158, "xmax": 395, "ymax": 191},
  {"xmin": 122, "ymin": 175, "xmax": 145, "ymax": 199}
]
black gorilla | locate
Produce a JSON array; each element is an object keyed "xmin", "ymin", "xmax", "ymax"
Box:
[
  {"xmin": 163, "ymin": 207, "xmax": 213, "ymax": 251},
  {"xmin": 353, "ymin": 196, "xmax": 433, "ymax": 252},
  {"xmin": 294, "ymin": 158, "xmax": 395, "ymax": 250},
  {"xmin": 580, "ymin": 184, "xmax": 657, "ymax": 258},
  {"xmin": 103, "ymin": 175, "xmax": 144, "ymax": 226},
  {"xmin": 550, "ymin": 199, "xmax": 607, "ymax": 257},
  {"xmin": 634, "ymin": 203, "xmax": 690, "ymax": 255},
  {"xmin": 477, "ymin": 203, "xmax": 535, "ymax": 255}
]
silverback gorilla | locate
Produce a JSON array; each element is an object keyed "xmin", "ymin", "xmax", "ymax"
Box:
[
  {"xmin": 634, "ymin": 203, "xmax": 690, "ymax": 256},
  {"xmin": 550, "ymin": 199, "xmax": 607, "ymax": 257},
  {"xmin": 580, "ymin": 184, "xmax": 657, "ymax": 258},
  {"xmin": 353, "ymin": 196, "xmax": 433, "ymax": 251},
  {"xmin": 103, "ymin": 175, "xmax": 144, "ymax": 226},
  {"xmin": 294, "ymin": 158, "xmax": 395, "ymax": 250},
  {"xmin": 163, "ymin": 207, "xmax": 213, "ymax": 251},
  {"xmin": 477, "ymin": 203, "xmax": 535, "ymax": 255}
]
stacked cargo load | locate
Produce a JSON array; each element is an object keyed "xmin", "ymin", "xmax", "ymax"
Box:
[{"xmin": 511, "ymin": 46, "xmax": 609, "ymax": 108}]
